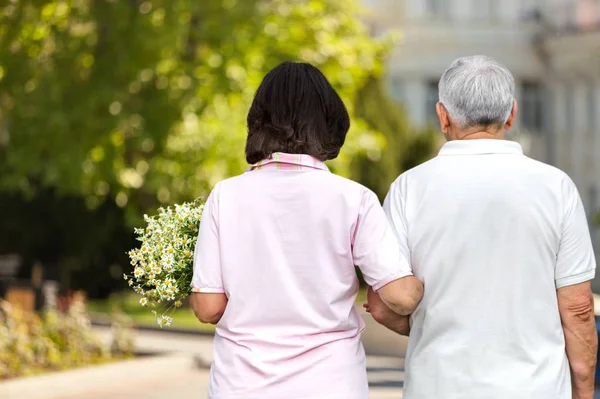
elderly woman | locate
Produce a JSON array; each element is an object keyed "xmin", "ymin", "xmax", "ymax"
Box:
[{"xmin": 190, "ymin": 61, "xmax": 423, "ymax": 399}]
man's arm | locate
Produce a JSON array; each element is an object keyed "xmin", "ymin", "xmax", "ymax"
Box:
[
  {"xmin": 558, "ymin": 281, "xmax": 597, "ymax": 399},
  {"xmin": 554, "ymin": 177, "xmax": 597, "ymax": 398},
  {"xmin": 364, "ymin": 287, "xmax": 412, "ymax": 336}
]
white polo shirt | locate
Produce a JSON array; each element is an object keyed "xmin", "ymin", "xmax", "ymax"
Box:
[{"xmin": 384, "ymin": 139, "xmax": 596, "ymax": 399}]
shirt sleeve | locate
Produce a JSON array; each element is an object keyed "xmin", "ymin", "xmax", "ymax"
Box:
[
  {"xmin": 555, "ymin": 176, "xmax": 596, "ymax": 288},
  {"xmin": 191, "ymin": 184, "xmax": 225, "ymax": 294},
  {"xmin": 352, "ymin": 188, "xmax": 413, "ymax": 291},
  {"xmin": 382, "ymin": 175, "xmax": 411, "ymax": 262}
]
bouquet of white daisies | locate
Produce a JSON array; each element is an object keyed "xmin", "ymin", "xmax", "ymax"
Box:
[{"xmin": 124, "ymin": 199, "xmax": 204, "ymax": 327}]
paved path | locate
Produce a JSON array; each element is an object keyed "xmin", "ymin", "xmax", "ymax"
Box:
[
  {"xmin": 92, "ymin": 319, "xmax": 406, "ymax": 399},
  {"xmin": 58, "ymin": 367, "xmax": 211, "ymax": 399},
  {"xmin": 52, "ymin": 364, "xmax": 403, "ymax": 399},
  {"xmin": 1, "ymin": 313, "xmax": 406, "ymax": 399},
  {"xmin": 85, "ymin": 312, "xmax": 408, "ymax": 398},
  {"xmin": 11, "ymin": 309, "xmax": 600, "ymax": 399},
  {"xmin": 44, "ymin": 358, "xmax": 404, "ymax": 399}
]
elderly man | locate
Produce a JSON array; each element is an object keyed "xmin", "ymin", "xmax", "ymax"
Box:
[{"xmin": 367, "ymin": 55, "xmax": 598, "ymax": 398}]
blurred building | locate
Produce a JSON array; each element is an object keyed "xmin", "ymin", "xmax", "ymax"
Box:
[{"xmin": 362, "ymin": 0, "xmax": 600, "ymax": 287}]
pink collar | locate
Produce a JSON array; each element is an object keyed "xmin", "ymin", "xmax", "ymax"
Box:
[{"xmin": 247, "ymin": 153, "xmax": 329, "ymax": 172}]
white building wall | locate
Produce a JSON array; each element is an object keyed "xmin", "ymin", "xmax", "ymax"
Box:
[
  {"xmin": 402, "ymin": 80, "xmax": 428, "ymax": 127},
  {"xmin": 549, "ymin": 83, "xmax": 567, "ymax": 169},
  {"xmin": 512, "ymin": 83, "xmax": 523, "ymax": 135},
  {"xmin": 403, "ymin": 0, "xmax": 426, "ymax": 19},
  {"xmin": 594, "ymin": 82, "xmax": 600, "ymax": 209},
  {"xmin": 366, "ymin": 0, "xmax": 595, "ymax": 180},
  {"xmin": 586, "ymin": 81, "xmax": 600, "ymax": 289},
  {"xmin": 572, "ymin": 82, "xmax": 588, "ymax": 190},
  {"xmin": 372, "ymin": 0, "xmax": 545, "ymax": 160}
]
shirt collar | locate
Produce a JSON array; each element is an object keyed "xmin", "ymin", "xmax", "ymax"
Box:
[
  {"xmin": 247, "ymin": 153, "xmax": 330, "ymax": 172},
  {"xmin": 438, "ymin": 139, "xmax": 523, "ymax": 156}
]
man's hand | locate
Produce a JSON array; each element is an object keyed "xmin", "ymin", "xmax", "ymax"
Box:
[{"xmin": 364, "ymin": 287, "xmax": 411, "ymax": 336}]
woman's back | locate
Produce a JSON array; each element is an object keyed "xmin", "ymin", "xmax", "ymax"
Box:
[
  {"xmin": 194, "ymin": 154, "xmax": 405, "ymax": 398},
  {"xmin": 217, "ymin": 162, "xmax": 365, "ymax": 341},
  {"xmin": 190, "ymin": 62, "xmax": 420, "ymax": 398}
]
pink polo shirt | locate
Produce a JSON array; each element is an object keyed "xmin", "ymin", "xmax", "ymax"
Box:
[{"xmin": 192, "ymin": 153, "xmax": 412, "ymax": 399}]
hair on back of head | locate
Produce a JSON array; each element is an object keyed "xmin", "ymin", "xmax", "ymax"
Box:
[
  {"xmin": 438, "ymin": 55, "xmax": 515, "ymax": 128},
  {"xmin": 245, "ymin": 61, "xmax": 350, "ymax": 164}
]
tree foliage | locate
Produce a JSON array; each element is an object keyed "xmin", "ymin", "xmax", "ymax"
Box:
[
  {"xmin": 352, "ymin": 77, "xmax": 439, "ymax": 199},
  {"xmin": 0, "ymin": 0, "xmax": 393, "ymax": 224},
  {"xmin": 0, "ymin": 0, "xmax": 439, "ymax": 294}
]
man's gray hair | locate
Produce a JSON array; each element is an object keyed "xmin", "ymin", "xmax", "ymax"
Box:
[{"xmin": 438, "ymin": 55, "xmax": 515, "ymax": 128}]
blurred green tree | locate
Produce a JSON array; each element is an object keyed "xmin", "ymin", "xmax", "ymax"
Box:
[
  {"xmin": 0, "ymin": 0, "xmax": 439, "ymax": 295},
  {"xmin": 0, "ymin": 0, "xmax": 394, "ymax": 224},
  {"xmin": 352, "ymin": 77, "xmax": 439, "ymax": 200}
]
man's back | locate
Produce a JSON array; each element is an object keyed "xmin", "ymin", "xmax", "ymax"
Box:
[{"xmin": 385, "ymin": 139, "xmax": 596, "ymax": 399}]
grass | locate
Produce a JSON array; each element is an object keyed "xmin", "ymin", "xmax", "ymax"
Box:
[
  {"xmin": 87, "ymin": 293, "xmax": 216, "ymax": 332},
  {"xmin": 88, "ymin": 287, "xmax": 368, "ymax": 332}
]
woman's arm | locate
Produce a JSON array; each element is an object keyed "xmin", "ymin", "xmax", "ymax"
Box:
[
  {"xmin": 364, "ymin": 287, "xmax": 411, "ymax": 336},
  {"xmin": 377, "ymin": 276, "xmax": 423, "ymax": 316},
  {"xmin": 353, "ymin": 189, "xmax": 421, "ymax": 315},
  {"xmin": 190, "ymin": 293, "xmax": 228, "ymax": 324},
  {"xmin": 190, "ymin": 184, "xmax": 227, "ymax": 325}
]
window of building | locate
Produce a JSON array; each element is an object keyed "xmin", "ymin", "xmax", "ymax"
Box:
[
  {"xmin": 588, "ymin": 84, "xmax": 597, "ymax": 137},
  {"xmin": 427, "ymin": 0, "xmax": 447, "ymax": 17},
  {"xmin": 521, "ymin": 0, "xmax": 541, "ymax": 15},
  {"xmin": 472, "ymin": 0, "xmax": 494, "ymax": 20},
  {"xmin": 565, "ymin": 85, "xmax": 575, "ymax": 131},
  {"xmin": 588, "ymin": 186, "xmax": 598, "ymax": 225},
  {"xmin": 521, "ymin": 82, "xmax": 543, "ymax": 132},
  {"xmin": 426, "ymin": 81, "xmax": 439, "ymax": 123},
  {"xmin": 367, "ymin": 22, "xmax": 388, "ymax": 38},
  {"xmin": 389, "ymin": 77, "xmax": 405, "ymax": 102}
]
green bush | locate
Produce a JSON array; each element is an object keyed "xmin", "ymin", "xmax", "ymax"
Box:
[{"xmin": 0, "ymin": 295, "xmax": 134, "ymax": 379}]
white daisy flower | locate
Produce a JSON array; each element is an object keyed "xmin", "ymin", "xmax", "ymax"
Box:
[{"xmin": 134, "ymin": 267, "xmax": 144, "ymax": 278}]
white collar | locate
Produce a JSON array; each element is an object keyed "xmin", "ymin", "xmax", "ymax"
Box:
[{"xmin": 438, "ymin": 139, "xmax": 523, "ymax": 156}]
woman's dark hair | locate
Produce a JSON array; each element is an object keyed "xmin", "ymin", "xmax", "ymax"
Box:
[{"xmin": 245, "ymin": 62, "xmax": 350, "ymax": 164}]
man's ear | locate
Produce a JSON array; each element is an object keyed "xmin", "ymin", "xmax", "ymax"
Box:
[
  {"xmin": 504, "ymin": 99, "xmax": 518, "ymax": 131},
  {"xmin": 436, "ymin": 102, "xmax": 450, "ymax": 135}
]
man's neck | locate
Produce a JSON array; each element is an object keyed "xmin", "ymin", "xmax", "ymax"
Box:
[
  {"xmin": 448, "ymin": 126, "xmax": 505, "ymax": 141},
  {"xmin": 459, "ymin": 131, "xmax": 504, "ymax": 140}
]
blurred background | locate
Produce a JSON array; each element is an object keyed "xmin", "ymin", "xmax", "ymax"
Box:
[{"xmin": 0, "ymin": 0, "xmax": 599, "ymax": 397}]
